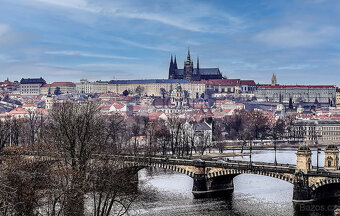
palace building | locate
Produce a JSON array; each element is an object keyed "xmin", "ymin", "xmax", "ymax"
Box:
[
  {"xmin": 255, "ymin": 74, "xmax": 336, "ymax": 104},
  {"xmin": 168, "ymin": 49, "xmax": 223, "ymax": 81}
]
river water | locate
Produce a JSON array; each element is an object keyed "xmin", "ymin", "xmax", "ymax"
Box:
[{"xmin": 129, "ymin": 149, "xmax": 338, "ymax": 216}]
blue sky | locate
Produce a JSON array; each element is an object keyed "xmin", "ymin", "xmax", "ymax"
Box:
[{"xmin": 0, "ymin": 0, "xmax": 340, "ymax": 85}]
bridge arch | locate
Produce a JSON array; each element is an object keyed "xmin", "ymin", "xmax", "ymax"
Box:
[
  {"xmin": 310, "ymin": 181, "xmax": 340, "ymax": 201},
  {"xmin": 122, "ymin": 161, "xmax": 195, "ymax": 178},
  {"xmin": 311, "ymin": 178, "xmax": 340, "ymax": 190},
  {"xmin": 207, "ymin": 169, "xmax": 295, "ymax": 184}
]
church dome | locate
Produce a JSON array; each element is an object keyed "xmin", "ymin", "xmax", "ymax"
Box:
[{"xmin": 276, "ymin": 103, "xmax": 284, "ymax": 111}]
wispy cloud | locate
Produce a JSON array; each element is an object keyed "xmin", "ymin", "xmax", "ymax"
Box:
[
  {"xmin": 0, "ymin": 54, "xmax": 19, "ymax": 63},
  {"xmin": 0, "ymin": 23, "xmax": 30, "ymax": 48},
  {"xmin": 0, "ymin": 24, "xmax": 10, "ymax": 37},
  {"xmin": 29, "ymin": 0, "xmax": 242, "ymax": 33},
  {"xmin": 45, "ymin": 50, "xmax": 137, "ymax": 60},
  {"xmin": 110, "ymin": 37, "xmax": 173, "ymax": 52},
  {"xmin": 34, "ymin": 0, "xmax": 99, "ymax": 13},
  {"xmin": 254, "ymin": 25, "xmax": 337, "ymax": 48}
]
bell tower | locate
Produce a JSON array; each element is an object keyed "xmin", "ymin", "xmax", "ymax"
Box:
[
  {"xmin": 324, "ymin": 144, "xmax": 339, "ymax": 171},
  {"xmin": 45, "ymin": 88, "xmax": 54, "ymax": 110},
  {"xmin": 271, "ymin": 73, "xmax": 277, "ymax": 86},
  {"xmin": 296, "ymin": 144, "xmax": 312, "ymax": 173}
]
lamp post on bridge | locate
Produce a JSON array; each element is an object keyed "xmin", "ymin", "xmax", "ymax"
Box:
[
  {"xmin": 249, "ymin": 139, "xmax": 252, "ymax": 166},
  {"xmin": 274, "ymin": 140, "xmax": 277, "ymax": 166},
  {"xmin": 316, "ymin": 147, "xmax": 321, "ymax": 172}
]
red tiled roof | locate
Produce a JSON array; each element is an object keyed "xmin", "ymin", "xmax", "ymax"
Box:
[
  {"xmin": 23, "ymin": 104, "xmax": 36, "ymax": 107},
  {"xmin": 113, "ymin": 103, "xmax": 125, "ymax": 110},
  {"xmin": 99, "ymin": 105, "xmax": 111, "ymax": 110},
  {"xmin": 192, "ymin": 79, "xmax": 242, "ymax": 86},
  {"xmin": 149, "ymin": 111, "xmax": 164, "ymax": 120},
  {"xmin": 216, "ymin": 99, "xmax": 232, "ymax": 104},
  {"xmin": 258, "ymin": 85, "xmax": 336, "ymax": 89},
  {"xmin": 198, "ymin": 108, "xmax": 205, "ymax": 115},
  {"xmin": 213, "ymin": 114, "xmax": 225, "ymax": 118},
  {"xmin": 207, "ymin": 79, "xmax": 241, "ymax": 86},
  {"xmin": 52, "ymin": 82, "xmax": 74, "ymax": 85},
  {"xmin": 240, "ymin": 80, "xmax": 256, "ymax": 86},
  {"xmin": 37, "ymin": 108, "xmax": 48, "ymax": 115},
  {"xmin": 2, "ymin": 80, "xmax": 15, "ymax": 85},
  {"xmin": 9, "ymin": 107, "xmax": 29, "ymax": 115},
  {"xmin": 129, "ymin": 105, "xmax": 140, "ymax": 111},
  {"xmin": 206, "ymin": 109, "xmax": 213, "ymax": 116}
]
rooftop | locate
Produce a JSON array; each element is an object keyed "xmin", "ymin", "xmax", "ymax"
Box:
[
  {"xmin": 20, "ymin": 78, "xmax": 46, "ymax": 85},
  {"xmin": 258, "ymin": 85, "xmax": 336, "ymax": 89},
  {"xmin": 109, "ymin": 79, "xmax": 190, "ymax": 84}
]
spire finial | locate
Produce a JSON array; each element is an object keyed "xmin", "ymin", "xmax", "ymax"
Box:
[
  {"xmin": 47, "ymin": 87, "xmax": 52, "ymax": 97},
  {"xmin": 187, "ymin": 47, "xmax": 191, "ymax": 61},
  {"xmin": 174, "ymin": 55, "xmax": 178, "ymax": 69}
]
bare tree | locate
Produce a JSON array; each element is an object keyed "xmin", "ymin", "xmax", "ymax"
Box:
[
  {"xmin": 168, "ymin": 116, "xmax": 183, "ymax": 156},
  {"xmin": 26, "ymin": 109, "xmax": 41, "ymax": 145},
  {"xmin": 105, "ymin": 113, "xmax": 127, "ymax": 153},
  {"xmin": 160, "ymin": 88, "xmax": 167, "ymax": 98},
  {"xmin": 196, "ymin": 131, "xmax": 211, "ymax": 155},
  {"xmin": 145, "ymin": 120, "xmax": 158, "ymax": 156},
  {"xmin": 47, "ymin": 101, "xmax": 104, "ymax": 216},
  {"xmin": 155, "ymin": 120, "xmax": 171, "ymax": 155},
  {"xmin": 0, "ymin": 147, "xmax": 53, "ymax": 216},
  {"xmin": 0, "ymin": 117, "xmax": 11, "ymax": 150},
  {"xmin": 89, "ymin": 159, "xmax": 138, "ymax": 216},
  {"xmin": 135, "ymin": 85, "xmax": 144, "ymax": 97}
]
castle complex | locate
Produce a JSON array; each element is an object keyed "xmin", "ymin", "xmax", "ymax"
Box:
[{"xmin": 168, "ymin": 49, "xmax": 223, "ymax": 81}]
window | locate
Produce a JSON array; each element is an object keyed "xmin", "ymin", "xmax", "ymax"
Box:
[{"xmin": 328, "ymin": 158, "xmax": 332, "ymax": 167}]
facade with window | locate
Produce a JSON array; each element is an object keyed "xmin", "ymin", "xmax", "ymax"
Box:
[
  {"xmin": 292, "ymin": 120, "xmax": 340, "ymax": 144},
  {"xmin": 255, "ymin": 85, "xmax": 336, "ymax": 104},
  {"xmin": 20, "ymin": 78, "xmax": 46, "ymax": 96}
]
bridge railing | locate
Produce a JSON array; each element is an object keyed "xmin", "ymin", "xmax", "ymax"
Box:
[
  {"xmin": 307, "ymin": 170, "xmax": 340, "ymax": 178},
  {"xmin": 117, "ymin": 155, "xmax": 296, "ymax": 174}
]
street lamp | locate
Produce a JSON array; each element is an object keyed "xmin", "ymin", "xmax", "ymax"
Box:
[
  {"xmin": 249, "ymin": 140, "xmax": 252, "ymax": 165},
  {"xmin": 316, "ymin": 147, "xmax": 321, "ymax": 171},
  {"xmin": 274, "ymin": 140, "xmax": 277, "ymax": 166}
]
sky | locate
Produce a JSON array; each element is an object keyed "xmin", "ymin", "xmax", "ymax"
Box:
[{"xmin": 1, "ymin": 0, "xmax": 340, "ymax": 85}]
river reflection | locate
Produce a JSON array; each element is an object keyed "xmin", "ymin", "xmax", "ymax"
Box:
[{"xmin": 130, "ymin": 149, "xmax": 337, "ymax": 216}]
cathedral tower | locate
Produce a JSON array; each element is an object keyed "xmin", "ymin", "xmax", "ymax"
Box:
[
  {"xmin": 184, "ymin": 49, "xmax": 194, "ymax": 81},
  {"xmin": 168, "ymin": 55, "xmax": 175, "ymax": 79}
]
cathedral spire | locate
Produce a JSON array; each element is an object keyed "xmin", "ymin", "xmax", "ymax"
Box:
[
  {"xmin": 47, "ymin": 87, "xmax": 52, "ymax": 97},
  {"xmin": 197, "ymin": 56, "xmax": 199, "ymax": 69},
  {"xmin": 187, "ymin": 48, "xmax": 191, "ymax": 61},
  {"xmin": 169, "ymin": 54, "xmax": 174, "ymax": 79},
  {"xmin": 174, "ymin": 55, "xmax": 178, "ymax": 69}
]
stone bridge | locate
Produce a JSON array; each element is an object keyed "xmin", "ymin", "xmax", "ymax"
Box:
[{"xmin": 117, "ymin": 144, "xmax": 340, "ymax": 203}]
